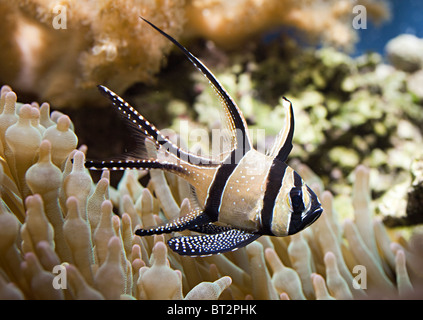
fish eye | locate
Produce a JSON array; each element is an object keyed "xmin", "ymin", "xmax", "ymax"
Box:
[{"xmin": 289, "ymin": 188, "xmax": 304, "ymax": 213}]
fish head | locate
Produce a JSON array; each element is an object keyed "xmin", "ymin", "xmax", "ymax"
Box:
[{"xmin": 269, "ymin": 170, "xmax": 323, "ymax": 236}]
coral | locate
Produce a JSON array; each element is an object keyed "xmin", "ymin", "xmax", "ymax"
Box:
[
  {"xmin": 0, "ymin": 0, "xmax": 186, "ymax": 107},
  {"xmin": 0, "ymin": 0, "xmax": 389, "ymax": 107},
  {"xmin": 0, "ymin": 85, "xmax": 422, "ymax": 300},
  {"xmin": 385, "ymin": 34, "xmax": 423, "ymax": 73},
  {"xmin": 404, "ymin": 157, "xmax": 423, "ymax": 225},
  {"xmin": 185, "ymin": 0, "xmax": 389, "ymax": 50}
]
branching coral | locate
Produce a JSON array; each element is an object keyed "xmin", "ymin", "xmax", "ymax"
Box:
[
  {"xmin": 0, "ymin": 0, "xmax": 389, "ymax": 107},
  {"xmin": 0, "ymin": 85, "xmax": 422, "ymax": 300},
  {"xmin": 0, "ymin": 0, "xmax": 186, "ymax": 107}
]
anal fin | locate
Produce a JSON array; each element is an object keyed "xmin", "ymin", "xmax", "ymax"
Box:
[{"xmin": 167, "ymin": 229, "xmax": 260, "ymax": 256}]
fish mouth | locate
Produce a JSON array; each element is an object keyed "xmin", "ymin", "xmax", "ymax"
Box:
[
  {"xmin": 303, "ymin": 206, "xmax": 323, "ymax": 229},
  {"xmin": 302, "ymin": 186, "xmax": 323, "ymax": 229},
  {"xmin": 288, "ymin": 205, "xmax": 323, "ymax": 235}
]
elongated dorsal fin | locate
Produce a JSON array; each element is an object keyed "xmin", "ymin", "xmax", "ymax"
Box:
[
  {"xmin": 267, "ymin": 97, "xmax": 294, "ymax": 162},
  {"xmin": 140, "ymin": 16, "xmax": 252, "ymax": 158},
  {"xmin": 97, "ymin": 84, "xmax": 217, "ymax": 166}
]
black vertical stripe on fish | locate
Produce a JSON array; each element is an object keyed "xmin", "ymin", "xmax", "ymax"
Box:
[
  {"xmin": 288, "ymin": 171, "xmax": 306, "ymax": 235},
  {"xmin": 293, "ymin": 171, "xmax": 303, "ymax": 189},
  {"xmin": 259, "ymin": 159, "xmax": 288, "ymax": 235},
  {"xmin": 139, "ymin": 16, "xmax": 252, "ymax": 156},
  {"xmin": 203, "ymin": 161, "xmax": 238, "ymax": 221}
]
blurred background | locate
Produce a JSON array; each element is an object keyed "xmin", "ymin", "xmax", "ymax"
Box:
[{"xmin": 355, "ymin": 0, "xmax": 423, "ymax": 56}]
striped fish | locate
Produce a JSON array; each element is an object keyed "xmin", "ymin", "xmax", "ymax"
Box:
[{"xmin": 86, "ymin": 17, "xmax": 323, "ymax": 256}]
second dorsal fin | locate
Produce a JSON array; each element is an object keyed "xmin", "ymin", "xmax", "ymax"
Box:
[{"xmin": 267, "ymin": 97, "xmax": 294, "ymax": 162}]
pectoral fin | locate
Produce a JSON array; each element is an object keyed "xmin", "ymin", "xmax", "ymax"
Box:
[
  {"xmin": 135, "ymin": 209, "xmax": 211, "ymax": 236},
  {"xmin": 167, "ymin": 229, "xmax": 260, "ymax": 256}
]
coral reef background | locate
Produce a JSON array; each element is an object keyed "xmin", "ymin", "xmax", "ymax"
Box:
[
  {"xmin": 0, "ymin": 0, "xmax": 422, "ymax": 300},
  {"xmin": 0, "ymin": 86, "xmax": 422, "ymax": 300},
  {"xmin": 0, "ymin": 0, "xmax": 388, "ymax": 107}
]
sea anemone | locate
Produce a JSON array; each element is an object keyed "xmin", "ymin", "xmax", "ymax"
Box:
[{"xmin": 0, "ymin": 85, "xmax": 421, "ymax": 300}]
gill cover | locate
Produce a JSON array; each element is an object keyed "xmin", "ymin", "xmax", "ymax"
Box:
[{"xmin": 270, "ymin": 170, "xmax": 322, "ymax": 237}]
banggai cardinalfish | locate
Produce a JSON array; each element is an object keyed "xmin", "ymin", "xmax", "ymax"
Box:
[{"xmin": 85, "ymin": 17, "xmax": 323, "ymax": 257}]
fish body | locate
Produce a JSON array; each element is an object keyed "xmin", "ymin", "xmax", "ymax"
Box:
[{"xmin": 86, "ymin": 17, "xmax": 323, "ymax": 256}]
